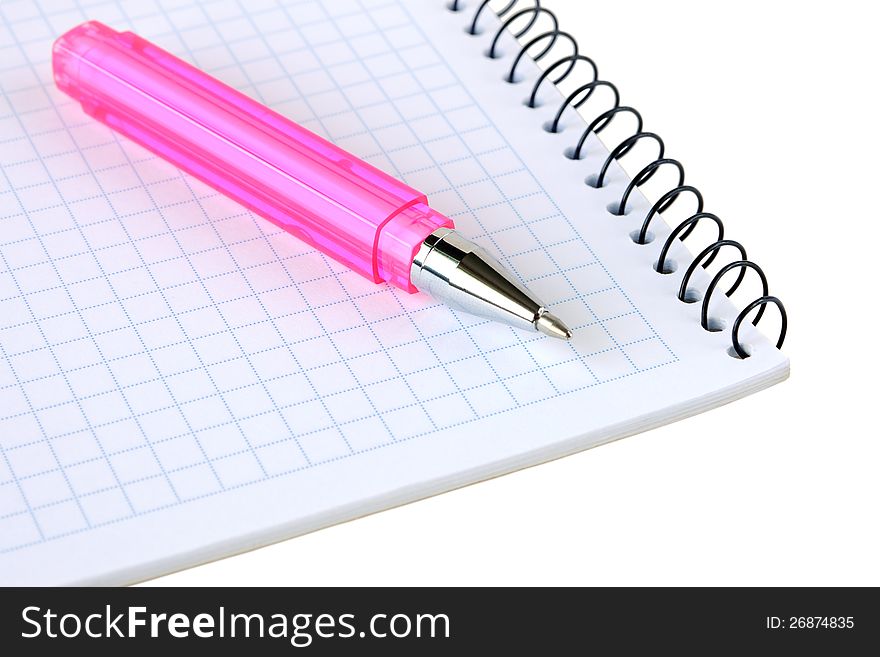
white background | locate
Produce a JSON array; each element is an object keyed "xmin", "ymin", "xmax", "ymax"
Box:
[{"xmin": 145, "ymin": 0, "xmax": 879, "ymax": 586}]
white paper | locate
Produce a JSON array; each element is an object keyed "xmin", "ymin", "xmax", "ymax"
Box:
[{"xmin": 0, "ymin": 0, "xmax": 788, "ymax": 585}]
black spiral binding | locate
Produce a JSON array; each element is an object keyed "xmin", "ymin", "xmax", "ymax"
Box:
[{"xmin": 448, "ymin": 0, "xmax": 787, "ymax": 359}]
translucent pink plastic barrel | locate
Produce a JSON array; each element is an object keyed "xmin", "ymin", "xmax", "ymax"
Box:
[{"xmin": 52, "ymin": 21, "xmax": 452, "ymax": 292}]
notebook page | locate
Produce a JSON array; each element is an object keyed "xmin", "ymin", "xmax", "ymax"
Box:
[{"xmin": 0, "ymin": 0, "xmax": 787, "ymax": 584}]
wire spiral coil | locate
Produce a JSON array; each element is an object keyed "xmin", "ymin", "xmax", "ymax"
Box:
[{"xmin": 448, "ymin": 0, "xmax": 786, "ymax": 358}]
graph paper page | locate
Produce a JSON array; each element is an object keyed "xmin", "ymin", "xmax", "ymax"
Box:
[{"xmin": 0, "ymin": 0, "xmax": 787, "ymax": 584}]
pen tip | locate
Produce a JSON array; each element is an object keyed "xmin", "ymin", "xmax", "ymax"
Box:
[{"xmin": 535, "ymin": 311, "xmax": 573, "ymax": 341}]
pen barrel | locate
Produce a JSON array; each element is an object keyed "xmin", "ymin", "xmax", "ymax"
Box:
[{"xmin": 52, "ymin": 21, "xmax": 451, "ymax": 291}]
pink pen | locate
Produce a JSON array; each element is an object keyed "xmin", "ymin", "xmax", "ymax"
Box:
[{"xmin": 52, "ymin": 21, "xmax": 571, "ymax": 339}]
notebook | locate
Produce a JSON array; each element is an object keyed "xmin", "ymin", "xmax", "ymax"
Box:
[{"xmin": 0, "ymin": 0, "xmax": 789, "ymax": 585}]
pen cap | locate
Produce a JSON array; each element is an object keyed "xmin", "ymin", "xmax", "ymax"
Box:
[{"xmin": 52, "ymin": 21, "xmax": 452, "ymax": 292}]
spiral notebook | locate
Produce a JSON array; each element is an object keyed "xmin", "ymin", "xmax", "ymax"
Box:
[{"xmin": 0, "ymin": 0, "xmax": 789, "ymax": 585}]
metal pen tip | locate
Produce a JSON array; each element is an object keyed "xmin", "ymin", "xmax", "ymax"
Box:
[
  {"xmin": 411, "ymin": 229, "xmax": 576, "ymax": 340},
  {"xmin": 535, "ymin": 311, "xmax": 573, "ymax": 340}
]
